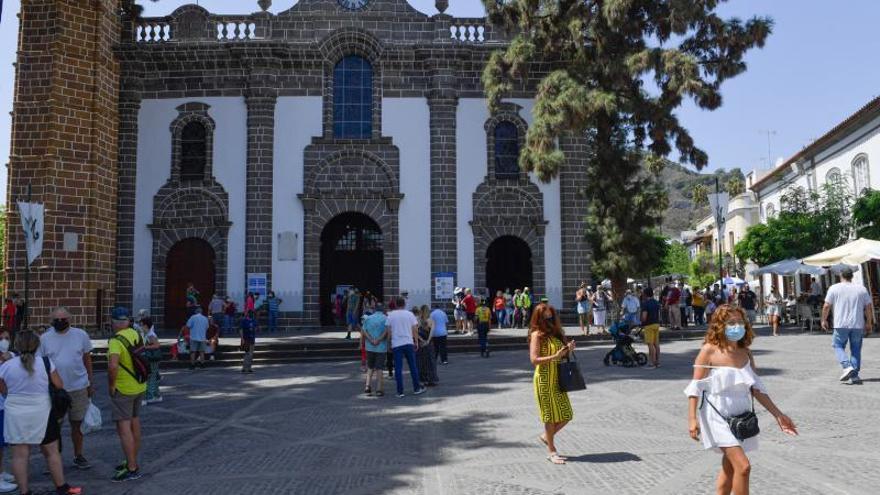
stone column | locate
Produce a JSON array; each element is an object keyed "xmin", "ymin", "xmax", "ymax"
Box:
[
  {"xmin": 559, "ymin": 133, "xmax": 592, "ymax": 313},
  {"xmin": 114, "ymin": 90, "xmax": 142, "ymax": 310},
  {"xmin": 427, "ymin": 88, "xmax": 458, "ymax": 304},
  {"xmin": 245, "ymin": 92, "xmax": 277, "ymax": 291}
]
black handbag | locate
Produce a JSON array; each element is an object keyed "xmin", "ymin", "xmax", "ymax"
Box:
[
  {"xmin": 558, "ymin": 350, "xmax": 586, "ymax": 392},
  {"xmin": 702, "ymin": 391, "xmax": 760, "ymax": 441},
  {"xmin": 43, "ymin": 357, "xmax": 72, "ymax": 418}
]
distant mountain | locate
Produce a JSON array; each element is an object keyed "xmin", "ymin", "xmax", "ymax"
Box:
[{"xmin": 658, "ymin": 161, "xmax": 745, "ymax": 237}]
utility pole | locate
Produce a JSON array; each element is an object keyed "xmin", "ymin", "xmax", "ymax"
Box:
[
  {"xmin": 715, "ymin": 177, "xmax": 724, "ymax": 284},
  {"xmin": 760, "ymin": 129, "xmax": 777, "ymax": 169}
]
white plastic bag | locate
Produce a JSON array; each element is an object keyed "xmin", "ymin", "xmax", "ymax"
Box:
[{"xmin": 81, "ymin": 402, "xmax": 102, "ymax": 435}]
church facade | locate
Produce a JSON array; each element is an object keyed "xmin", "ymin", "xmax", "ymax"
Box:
[{"xmin": 7, "ymin": 0, "xmax": 591, "ymax": 329}]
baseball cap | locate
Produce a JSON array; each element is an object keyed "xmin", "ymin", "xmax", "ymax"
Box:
[{"xmin": 111, "ymin": 306, "xmax": 130, "ymax": 321}]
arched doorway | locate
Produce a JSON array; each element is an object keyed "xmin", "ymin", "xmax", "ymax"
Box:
[
  {"xmin": 486, "ymin": 236, "xmax": 533, "ymax": 297},
  {"xmin": 320, "ymin": 213, "xmax": 384, "ymax": 325},
  {"xmin": 165, "ymin": 238, "xmax": 216, "ymax": 329}
]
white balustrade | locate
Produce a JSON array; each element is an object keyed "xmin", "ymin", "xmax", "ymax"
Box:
[
  {"xmin": 449, "ymin": 23, "xmax": 486, "ymax": 43},
  {"xmin": 136, "ymin": 22, "xmax": 172, "ymax": 43},
  {"xmin": 216, "ymin": 21, "xmax": 258, "ymax": 41}
]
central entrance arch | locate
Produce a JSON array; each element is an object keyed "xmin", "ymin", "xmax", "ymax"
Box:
[
  {"xmin": 319, "ymin": 212, "xmax": 384, "ymax": 325},
  {"xmin": 165, "ymin": 238, "xmax": 216, "ymax": 329},
  {"xmin": 485, "ymin": 236, "xmax": 533, "ymax": 297}
]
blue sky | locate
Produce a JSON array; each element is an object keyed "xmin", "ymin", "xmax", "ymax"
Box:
[{"xmin": 2, "ymin": 0, "xmax": 880, "ymax": 196}]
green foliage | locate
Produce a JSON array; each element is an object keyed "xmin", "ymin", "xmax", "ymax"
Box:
[
  {"xmin": 482, "ymin": 0, "xmax": 771, "ymax": 289},
  {"xmin": 692, "ymin": 183, "xmax": 709, "ymax": 208},
  {"xmin": 726, "ymin": 177, "xmax": 745, "ymax": 197},
  {"xmin": 735, "ymin": 182, "xmax": 852, "ymax": 266},
  {"xmin": 661, "ymin": 241, "xmax": 691, "ymax": 278},
  {"xmin": 690, "ymin": 251, "xmax": 718, "ymax": 289},
  {"xmin": 853, "ymin": 189, "xmax": 880, "ymax": 240}
]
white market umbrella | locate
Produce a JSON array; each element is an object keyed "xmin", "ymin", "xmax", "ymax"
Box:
[
  {"xmin": 802, "ymin": 238, "xmax": 880, "ymax": 267},
  {"xmin": 752, "ymin": 258, "xmax": 825, "ymax": 276}
]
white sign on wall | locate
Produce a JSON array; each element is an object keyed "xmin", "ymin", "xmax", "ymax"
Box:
[
  {"xmin": 433, "ymin": 272, "xmax": 455, "ymax": 300},
  {"xmin": 17, "ymin": 201, "xmax": 44, "ymax": 265}
]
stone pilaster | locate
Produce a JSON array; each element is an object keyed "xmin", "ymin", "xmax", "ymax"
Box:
[
  {"xmin": 245, "ymin": 92, "xmax": 277, "ymax": 291},
  {"xmin": 428, "ymin": 88, "xmax": 458, "ymax": 303},
  {"xmin": 559, "ymin": 133, "xmax": 592, "ymax": 313},
  {"xmin": 114, "ymin": 90, "xmax": 142, "ymax": 310}
]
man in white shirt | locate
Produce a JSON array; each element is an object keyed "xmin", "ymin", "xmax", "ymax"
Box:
[
  {"xmin": 621, "ymin": 290, "xmax": 641, "ymax": 327},
  {"xmin": 39, "ymin": 306, "xmax": 94, "ymax": 469},
  {"xmin": 822, "ymin": 268, "xmax": 873, "ymax": 385},
  {"xmin": 386, "ymin": 297, "xmax": 427, "ymax": 398},
  {"xmin": 184, "ymin": 307, "xmax": 210, "ymax": 370}
]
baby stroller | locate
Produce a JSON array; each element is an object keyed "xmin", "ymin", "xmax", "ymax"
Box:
[{"xmin": 603, "ymin": 321, "xmax": 648, "ymax": 367}]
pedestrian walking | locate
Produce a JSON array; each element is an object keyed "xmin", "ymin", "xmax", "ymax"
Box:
[
  {"xmin": 184, "ymin": 307, "xmax": 209, "ymax": 370},
  {"xmin": 38, "ymin": 307, "xmax": 94, "ymax": 470},
  {"xmin": 685, "ymin": 304, "xmax": 798, "ymax": 495},
  {"xmin": 0, "ymin": 331, "xmax": 82, "ymax": 494},
  {"xmin": 415, "ymin": 306, "xmax": 439, "ymax": 386},
  {"xmin": 429, "ymin": 304, "xmax": 449, "ymax": 365},
  {"xmin": 362, "ymin": 305, "xmax": 388, "ymax": 396},
  {"xmin": 208, "ymin": 294, "xmax": 224, "ymax": 331},
  {"xmin": 266, "ymin": 291, "xmax": 282, "ymax": 333},
  {"xmin": 504, "ymin": 288, "xmax": 515, "ymax": 327},
  {"xmin": 693, "ymin": 290, "xmax": 706, "ymax": 325},
  {"xmin": 240, "ymin": 311, "xmax": 257, "ymax": 373},
  {"xmin": 528, "ymin": 303, "xmax": 575, "ymax": 465},
  {"xmin": 108, "ymin": 307, "xmax": 147, "ymax": 482},
  {"xmin": 452, "ymin": 287, "xmax": 466, "ymax": 334},
  {"xmin": 575, "ymin": 282, "xmax": 590, "ymax": 336},
  {"xmin": 386, "ymin": 297, "xmax": 426, "ymax": 398},
  {"xmin": 591, "ymin": 287, "xmax": 609, "ymax": 334},
  {"xmin": 766, "ymin": 287, "xmax": 782, "ymax": 336},
  {"xmin": 476, "ymin": 298, "xmax": 492, "ymax": 357},
  {"xmin": 462, "ymin": 288, "xmax": 477, "ymax": 336},
  {"xmin": 493, "ymin": 291, "xmax": 506, "ymax": 329},
  {"xmin": 666, "ymin": 282, "xmax": 682, "ymax": 330},
  {"xmin": 0, "ymin": 329, "xmax": 18, "ymax": 493},
  {"xmin": 141, "ymin": 317, "xmax": 163, "ymax": 404},
  {"xmin": 822, "ymin": 268, "xmax": 873, "ymax": 385},
  {"xmin": 222, "ymin": 297, "xmax": 236, "ymax": 336},
  {"xmin": 522, "ymin": 287, "xmax": 534, "ymax": 325},
  {"xmin": 345, "ymin": 288, "xmax": 361, "ymax": 340},
  {"xmin": 641, "ymin": 288, "xmax": 662, "ymax": 368},
  {"xmin": 621, "ymin": 289, "xmax": 641, "ymax": 327},
  {"xmin": 738, "ymin": 286, "xmax": 758, "ymax": 324}
]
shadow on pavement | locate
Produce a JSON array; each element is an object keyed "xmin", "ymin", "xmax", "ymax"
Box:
[{"xmin": 565, "ymin": 452, "xmax": 642, "ymax": 463}]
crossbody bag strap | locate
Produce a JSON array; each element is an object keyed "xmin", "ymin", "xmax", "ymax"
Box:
[
  {"xmin": 112, "ymin": 335, "xmax": 138, "ymax": 381},
  {"xmin": 700, "ymin": 391, "xmax": 729, "ymax": 421}
]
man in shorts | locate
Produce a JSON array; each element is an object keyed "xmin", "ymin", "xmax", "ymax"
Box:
[
  {"xmin": 640, "ymin": 288, "xmax": 662, "ymax": 368},
  {"xmin": 462, "ymin": 288, "xmax": 477, "ymax": 336},
  {"xmin": 362, "ymin": 304, "xmax": 388, "ymax": 396},
  {"xmin": 39, "ymin": 306, "xmax": 94, "ymax": 469},
  {"xmin": 452, "ymin": 287, "xmax": 466, "ymax": 334},
  {"xmin": 183, "ymin": 307, "xmax": 209, "ymax": 370},
  {"xmin": 107, "ymin": 307, "xmax": 147, "ymax": 482}
]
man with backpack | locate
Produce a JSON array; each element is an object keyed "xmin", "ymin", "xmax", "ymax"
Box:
[{"xmin": 107, "ymin": 306, "xmax": 147, "ymax": 482}]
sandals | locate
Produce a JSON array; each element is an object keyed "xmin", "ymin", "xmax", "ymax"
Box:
[{"xmin": 547, "ymin": 453, "xmax": 566, "ymax": 465}]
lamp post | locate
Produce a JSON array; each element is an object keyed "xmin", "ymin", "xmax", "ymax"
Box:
[{"xmin": 709, "ymin": 177, "xmax": 729, "ymax": 286}]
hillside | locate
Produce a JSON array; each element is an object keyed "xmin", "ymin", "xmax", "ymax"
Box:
[{"xmin": 659, "ymin": 162, "xmax": 745, "ymax": 237}]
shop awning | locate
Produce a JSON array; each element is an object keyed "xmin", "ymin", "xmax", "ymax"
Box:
[
  {"xmin": 802, "ymin": 238, "xmax": 880, "ymax": 267},
  {"xmin": 751, "ymin": 258, "xmax": 825, "ymax": 276}
]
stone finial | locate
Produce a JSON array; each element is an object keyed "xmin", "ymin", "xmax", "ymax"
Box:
[
  {"xmin": 258, "ymin": 0, "xmax": 272, "ymax": 12},
  {"xmin": 435, "ymin": 0, "xmax": 448, "ymax": 14}
]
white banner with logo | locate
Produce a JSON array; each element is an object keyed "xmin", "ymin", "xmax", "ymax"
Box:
[{"xmin": 17, "ymin": 201, "xmax": 44, "ymax": 266}]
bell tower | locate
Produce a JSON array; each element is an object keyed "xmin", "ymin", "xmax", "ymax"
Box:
[{"xmin": 5, "ymin": 0, "xmax": 124, "ymax": 331}]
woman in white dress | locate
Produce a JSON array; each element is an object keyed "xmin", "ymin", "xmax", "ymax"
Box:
[
  {"xmin": 765, "ymin": 286, "xmax": 782, "ymax": 336},
  {"xmin": 685, "ymin": 305, "xmax": 797, "ymax": 495}
]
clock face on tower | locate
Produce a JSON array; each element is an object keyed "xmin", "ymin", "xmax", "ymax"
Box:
[{"xmin": 338, "ymin": 0, "xmax": 370, "ymax": 10}]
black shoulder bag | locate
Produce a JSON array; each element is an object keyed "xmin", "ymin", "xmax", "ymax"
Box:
[
  {"xmin": 558, "ymin": 349, "xmax": 586, "ymax": 392},
  {"xmin": 43, "ymin": 357, "xmax": 72, "ymax": 418},
  {"xmin": 701, "ymin": 390, "xmax": 760, "ymax": 441}
]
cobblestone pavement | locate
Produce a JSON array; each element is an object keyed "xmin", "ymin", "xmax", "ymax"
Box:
[{"xmin": 23, "ymin": 330, "xmax": 880, "ymax": 494}]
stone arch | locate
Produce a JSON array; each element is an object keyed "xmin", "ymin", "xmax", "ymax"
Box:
[
  {"xmin": 154, "ymin": 187, "xmax": 229, "ymax": 227},
  {"xmin": 304, "ymin": 148, "xmax": 399, "ymax": 197},
  {"xmin": 169, "ymin": 5, "xmax": 213, "ymax": 41},
  {"xmin": 300, "ymin": 198, "xmax": 399, "ymax": 323},
  {"xmin": 484, "ymin": 102, "xmax": 529, "ymax": 181}
]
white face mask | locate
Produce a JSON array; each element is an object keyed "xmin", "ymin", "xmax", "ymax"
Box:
[{"xmin": 0, "ymin": 339, "xmax": 9, "ymax": 353}]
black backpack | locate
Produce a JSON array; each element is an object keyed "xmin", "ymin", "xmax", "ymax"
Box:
[{"xmin": 112, "ymin": 333, "xmax": 150, "ymax": 384}]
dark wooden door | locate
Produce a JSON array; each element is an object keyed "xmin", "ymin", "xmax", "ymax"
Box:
[{"xmin": 165, "ymin": 238, "xmax": 216, "ymax": 329}]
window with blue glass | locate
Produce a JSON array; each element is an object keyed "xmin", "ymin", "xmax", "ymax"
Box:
[
  {"xmin": 333, "ymin": 56, "xmax": 373, "ymax": 139},
  {"xmin": 494, "ymin": 121, "xmax": 520, "ymax": 177}
]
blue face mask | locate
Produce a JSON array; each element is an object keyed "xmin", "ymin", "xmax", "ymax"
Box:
[{"xmin": 725, "ymin": 324, "xmax": 746, "ymax": 342}]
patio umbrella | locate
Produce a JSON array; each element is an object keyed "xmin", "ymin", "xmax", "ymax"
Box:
[{"xmin": 802, "ymin": 238, "xmax": 880, "ymax": 266}]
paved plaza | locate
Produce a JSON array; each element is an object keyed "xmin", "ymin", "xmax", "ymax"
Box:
[{"xmin": 21, "ymin": 330, "xmax": 880, "ymax": 494}]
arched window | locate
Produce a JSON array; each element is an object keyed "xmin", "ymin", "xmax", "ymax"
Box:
[
  {"xmin": 852, "ymin": 155, "xmax": 870, "ymax": 194},
  {"xmin": 494, "ymin": 121, "xmax": 520, "ymax": 178},
  {"xmin": 333, "ymin": 55, "xmax": 373, "ymax": 139},
  {"xmin": 180, "ymin": 121, "xmax": 207, "ymax": 181},
  {"xmin": 825, "ymin": 167, "xmax": 842, "ymax": 186}
]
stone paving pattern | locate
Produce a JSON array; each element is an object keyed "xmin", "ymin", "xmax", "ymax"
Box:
[{"xmin": 21, "ymin": 330, "xmax": 880, "ymax": 494}]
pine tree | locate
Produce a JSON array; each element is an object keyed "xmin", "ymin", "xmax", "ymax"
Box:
[{"xmin": 482, "ymin": 0, "xmax": 772, "ymax": 300}]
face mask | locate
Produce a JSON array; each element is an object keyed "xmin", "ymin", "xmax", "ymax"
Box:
[
  {"xmin": 52, "ymin": 319, "xmax": 70, "ymax": 332},
  {"xmin": 0, "ymin": 340, "xmax": 8, "ymax": 353},
  {"xmin": 725, "ymin": 324, "xmax": 746, "ymax": 342}
]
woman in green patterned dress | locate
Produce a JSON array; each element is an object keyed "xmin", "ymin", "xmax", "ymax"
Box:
[{"xmin": 528, "ymin": 303, "xmax": 575, "ymax": 465}]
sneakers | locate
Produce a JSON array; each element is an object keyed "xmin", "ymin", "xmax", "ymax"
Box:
[
  {"xmin": 839, "ymin": 366, "xmax": 855, "ymax": 381},
  {"xmin": 850, "ymin": 376, "xmax": 864, "ymax": 385},
  {"xmin": 0, "ymin": 479, "xmax": 16, "ymax": 493},
  {"xmin": 0, "ymin": 472, "xmax": 15, "ymax": 483},
  {"xmin": 141, "ymin": 400, "xmax": 148, "ymax": 407},
  {"xmin": 55, "ymin": 483, "xmax": 83, "ymax": 495},
  {"xmin": 440, "ymin": 361, "xmax": 449, "ymax": 365},
  {"xmin": 147, "ymin": 396, "xmax": 163, "ymax": 404},
  {"xmin": 396, "ymin": 393, "xmax": 405, "ymax": 398},
  {"xmin": 364, "ymin": 387, "xmax": 372, "ymax": 395},
  {"xmin": 72, "ymin": 455, "xmax": 91, "ymax": 470},
  {"xmin": 112, "ymin": 467, "xmax": 143, "ymax": 483},
  {"xmin": 413, "ymin": 387, "xmax": 427, "ymax": 395}
]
